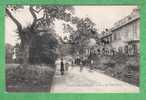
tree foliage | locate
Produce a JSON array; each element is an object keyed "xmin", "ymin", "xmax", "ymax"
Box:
[
  {"xmin": 63, "ymin": 17, "xmax": 98, "ymax": 55},
  {"xmin": 29, "ymin": 32, "xmax": 58, "ymax": 64}
]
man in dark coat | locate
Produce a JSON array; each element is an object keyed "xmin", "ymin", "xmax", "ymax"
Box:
[{"xmin": 60, "ymin": 58, "xmax": 64, "ymax": 75}]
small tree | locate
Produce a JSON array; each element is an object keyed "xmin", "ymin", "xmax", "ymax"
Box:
[
  {"xmin": 6, "ymin": 43, "xmax": 14, "ymax": 63},
  {"xmin": 14, "ymin": 43, "xmax": 23, "ymax": 63}
]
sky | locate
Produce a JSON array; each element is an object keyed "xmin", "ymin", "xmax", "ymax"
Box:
[{"xmin": 5, "ymin": 6, "xmax": 137, "ymax": 46}]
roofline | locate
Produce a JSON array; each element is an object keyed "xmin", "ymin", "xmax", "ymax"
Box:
[
  {"xmin": 100, "ymin": 16, "xmax": 140, "ymax": 39},
  {"xmin": 111, "ymin": 16, "xmax": 140, "ymax": 32}
]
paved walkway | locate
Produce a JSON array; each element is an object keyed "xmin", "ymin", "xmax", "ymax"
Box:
[{"xmin": 51, "ymin": 65, "xmax": 139, "ymax": 93}]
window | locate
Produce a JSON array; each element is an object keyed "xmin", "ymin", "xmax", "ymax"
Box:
[
  {"xmin": 114, "ymin": 33, "xmax": 117, "ymax": 40},
  {"xmin": 118, "ymin": 31, "xmax": 121, "ymax": 40},
  {"xmin": 133, "ymin": 22, "xmax": 138, "ymax": 39},
  {"xmin": 110, "ymin": 36, "xmax": 112, "ymax": 42}
]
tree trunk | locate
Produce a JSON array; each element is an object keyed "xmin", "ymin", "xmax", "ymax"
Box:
[
  {"xmin": 22, "ymin": 43, "xmax": 30, "ymax": 65},
  {"xmin": 6, "ymin": 8, "xmax": 23, "ymax": 37},
  {"xmin": 6, "ymin": 7, "xmax": 38, "ymax": 66}
]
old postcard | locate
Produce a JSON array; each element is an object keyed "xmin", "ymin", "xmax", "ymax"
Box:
[{"xmin": 5, "ymin": 5, "xmax": 139, "ymax": 93}]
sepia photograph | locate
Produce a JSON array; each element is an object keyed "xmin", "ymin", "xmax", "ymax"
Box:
[{"xmin": 5, "ymin": 5, "xmax": 140, "ymax": 93}]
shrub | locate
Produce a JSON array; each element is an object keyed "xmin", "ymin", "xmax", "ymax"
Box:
[{"xmin": 6, "ymin": 64, "xmax": 56, "ymax": 91}]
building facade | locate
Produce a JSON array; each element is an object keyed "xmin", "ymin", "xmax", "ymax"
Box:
[{"xmin": 100, "ymin": 8, "xmax": 140, "ymax": 55}]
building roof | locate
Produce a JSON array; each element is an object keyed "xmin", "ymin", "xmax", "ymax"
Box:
[
  {"xmin": 111, "ymin": 8, "xmax": 140, "ymax": 31},
  {"xmin": 100, "ymin": 8, "xmax": 140, "ymax": 39}
]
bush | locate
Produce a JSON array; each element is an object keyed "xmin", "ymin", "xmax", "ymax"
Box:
[
  {"xmin": 94, "ymin": 54, "xmax": 139, "ymax": 86},
  {"xmin": 6, "ymin": 64, "xmax": 56, "ymax": 91}
]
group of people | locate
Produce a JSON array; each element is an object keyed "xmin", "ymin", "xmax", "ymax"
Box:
[{"xmin": 59, "ymin": 57, "xmax": 95, "ymax": 75}]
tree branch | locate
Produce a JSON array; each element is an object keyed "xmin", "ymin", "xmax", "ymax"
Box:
[
  {"xmin": 29, "ymin": 6, "xmax": 37, "ymax": 28},
  {"xmin": 6, "ymin": 8, "xmax": 24, "ymax": 42},
  {"xmin": 33, "ymin": 8, "xmax": 43, "ymax": 13},
  {"xmin": 29, "ymin": 6, "xmax": 44, "ymax": 29},
  {"xmin": 6, "ymin": 8, "xmax": 22, "ymax": 32}
]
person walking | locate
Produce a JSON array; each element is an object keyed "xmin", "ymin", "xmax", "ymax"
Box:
[
  {"xmin": 90, "ymin": 60, "xmax": 94, "ymax": 71},
  {"xmin": 80, "ymin": 61, "xmax": 83, "ymax": 72}
]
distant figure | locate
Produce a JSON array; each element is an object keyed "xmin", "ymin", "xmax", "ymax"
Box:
[
  {"xmin": 72, "ymin": 60, "xmax": 74, "ymax": 65},
  {"xmin": 65, "ymin": 62, "xmax": 69, "ymax": 71},
  {"xmin": 76, "ymin": 58, "xmax": 80, "ymax": 65},
  {"xmin": 80, "ymin": 61, "xmax": 83, "ymax": 72},
  {"xmin": 71, "ymin": 60, "xmax": 74, "ymax": 69},
  {"xmin": 60, "ymin": 58, "xmax": 64, "ymax": 75},
  {"xmin": 90, "ymin": 60, "xmax": 94, "ymax": 71}
]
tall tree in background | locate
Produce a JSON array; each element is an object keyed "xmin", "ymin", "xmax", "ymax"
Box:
[
  {"xmin": 6, "ymin": 43, "xmax": 14, "ymax": 63},
  {"xmin": 63, "ymin": 17, "xmax": 98, "ymax": 56},
  {"xmin": 6, "ymin": 5, "xmax": 74, "ymax": 65}
]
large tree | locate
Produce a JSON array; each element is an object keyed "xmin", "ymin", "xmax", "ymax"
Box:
[
  {"xmin": 6, "ymin": 5, "xmax": 74, "ymax": 65},
  {"xmin": 63, "ymin": 17, "xmax": 98, "ymax": 56}
]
